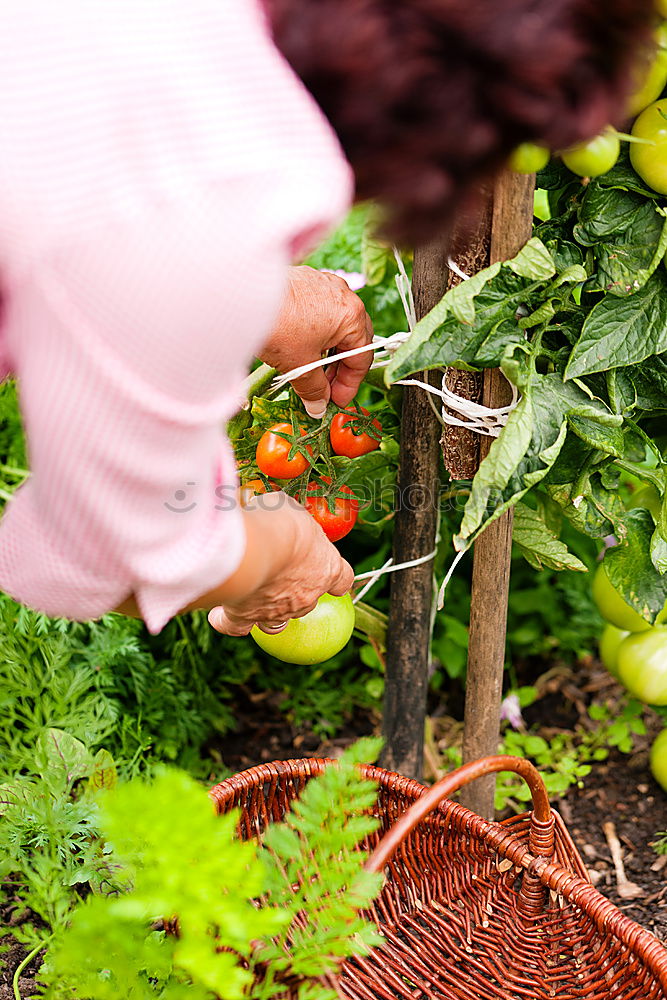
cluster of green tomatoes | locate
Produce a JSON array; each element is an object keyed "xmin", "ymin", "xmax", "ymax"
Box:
[
  {"xmin": 592, "ymin": 531, "xmax": 667, "ymax": 793},
  {"xmin": 509, "ymin": 14, "xmax": 667, "ymax": 194}
]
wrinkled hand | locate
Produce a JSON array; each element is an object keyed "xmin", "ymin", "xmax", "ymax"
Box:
[
  {"xmin": 260, "ymin": 266, "xmax": 373, "ymax": 418},
  {"xmin": 208, "ymin": 491, "xmax": 354, "ymax": 636}
]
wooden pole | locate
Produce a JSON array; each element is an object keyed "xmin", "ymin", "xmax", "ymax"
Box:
[
  {"xmin": 459, "ymin": 171, "xmax": 535, "ymax": 818},
  {"xmin": 381, "ymin": 238, "xmax": 448, "ymax": 780}
]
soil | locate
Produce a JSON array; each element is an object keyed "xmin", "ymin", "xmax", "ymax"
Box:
[{"xmin": 2, "ymin": 659, "xmax": 666, "ymax": 997}]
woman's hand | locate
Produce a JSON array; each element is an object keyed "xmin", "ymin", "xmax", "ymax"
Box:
[
  {"xmin": 260, "ymin": 266, "xmax": 373, "ymax": 418},
  {"xmin": 206, "ymin": 491, "xmax": 354, "ymax": 635}
]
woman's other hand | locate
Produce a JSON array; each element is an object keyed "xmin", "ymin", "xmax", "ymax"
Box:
[
  {"xmin": 260, "ymin": 266, "xmax": 373, "ymax": 419},
  {"xmin": 207, "ymin": 490, "xmax": 354, "ymax": 635}
]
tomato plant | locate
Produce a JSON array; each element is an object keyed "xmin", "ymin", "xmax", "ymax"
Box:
[
  {"xmin": 617, "ymin": 626, "xmax": 667, "ymax": 704},
  {"xmin": 330, "ymin": 407, "xmax": 382, "ymax": 458},
  {"xmin": 250, "ymin": 593, "xmax": 356, "ymax": 665},
  {"xmin": 631, "ymin": 98, "xmax": 667, "ymax": 194},
  {"xmin": 508, "ymin": 143, "xmax": 550, "ymax": 175},
  {"xmin": 650, "ymin": 727, "xmax": 667, "ymax": 791},
  {"xmin": 255, "ymin": 423, "xmax": 311, "ymax": 480},
  {"xmin": 561, "ymin": 128, "xmax": 620, "ymax": 178},
  {"xmin": 304, "ymin": 476, "xmax": 359, "ymax": 542}
]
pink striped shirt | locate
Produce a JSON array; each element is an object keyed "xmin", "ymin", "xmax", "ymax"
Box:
[{"xmin": 0, "ymin": 0, "xmax": 352, "ymax": 632}]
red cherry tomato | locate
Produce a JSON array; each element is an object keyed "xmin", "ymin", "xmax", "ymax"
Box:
[
  {"xmin": 239, "ymin": 477, "xmax": 279, "ymax": 507},
  {"xmin": 330, "ymin": 407, "xmax": 382, "ymax": 458},
  {"xmin": 304, "ymin": 476, "xmax": 359, "ymax": 543},
  {"xmin": 256, "ymin": 423, "xmax": 311, "ymax": 480}
]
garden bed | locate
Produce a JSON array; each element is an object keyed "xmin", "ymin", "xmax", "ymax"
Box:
[{"xmin": 2, "ymin": 659, "xmax": 666, "ymax": 998}]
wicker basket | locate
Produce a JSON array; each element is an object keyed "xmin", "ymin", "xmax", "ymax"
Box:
[{"xmin": 210, "ymin": 754, "xmax": 667, "ymax": 999}]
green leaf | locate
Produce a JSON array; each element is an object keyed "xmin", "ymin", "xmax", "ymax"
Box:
[
  {"xmin": 36, "ymin": 728, "xmax": 92, "ymax": 785},
  {"xmin": 567, "ymin": 413, "xmax": 625, "ymax": 457},
  {"xmin": 455, "ymin": 367, "xmax": 621, "ymax": 547},
  {"xmin": 386, "ymin": 238, "xmax": 555, "ymax": 381},
  {"xmin": 565, "ymin": 269, "xmax": 667, "ymax": 379},
  {"xmin": 604, "ymin": 510, "xmax": 667, "ymax": 623},
  {"xmin": 361, "ymin": 228, "xmax": 391, "ymax": 287},
  {"xmin": 574, "ymin": 185, "xmax": 647, "ymax": 245},
  {"xmin": 512, "ymin": 503, "xmax": 587, "ymax": 572},
  {"xmin": 631, "ymin": 352, "xmax": 667, "ymax": 411},
  {"xmin": 593, "ymin": 206, "xmax": 667, "ymax": 296},
  {"xmin": 88, "ymin": 749, "xmax": 118, "ymax": 795},
  {"xmin": 456, "ymin": 387, "xmax": 534, "ymax": 546},
  {"xmin": 508, "ymin": 237, "xmax": 559, "ymax": 280}
]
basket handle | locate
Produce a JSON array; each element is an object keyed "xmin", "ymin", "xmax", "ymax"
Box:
[{"xmin": 366, "ymin": 755, "xmax": 553, "ymax": 875}]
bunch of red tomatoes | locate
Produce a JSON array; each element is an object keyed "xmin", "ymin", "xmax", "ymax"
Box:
[
  {"xmin": 240, "ymin": 403, "xmax": 383, "ymax": 665},
  {"xmin": 243, "ymin": 405, "xmax": 382, "ymax": 543}
]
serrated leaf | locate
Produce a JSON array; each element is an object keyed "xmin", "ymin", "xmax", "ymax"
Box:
[
  {"xmin": 565, "ymin": 270, "xmax": 667, "ymax": 379},
  {"xmin": 512, "ymin": 503, "xmax": 587, "ymax": 572},
  {"xmin": 593, "ymin": 206, "xmax": 667, "ymax": 296},
  {"xmin": 603, "ymin": 510, "xmax": 667, "ymax": 623},
  {"xmin": 455, "ymin": 369, "xmax": 621, "ymax": 547}
]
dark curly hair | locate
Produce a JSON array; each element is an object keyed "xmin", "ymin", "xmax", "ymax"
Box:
[{"xmin": 267, "ymin": 0, "xmax": 656, "ymax": 242}]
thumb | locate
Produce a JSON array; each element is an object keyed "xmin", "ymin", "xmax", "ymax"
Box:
[{"xmin": 291, "ymin": 366, "xmax": 332, "ymax": 420}]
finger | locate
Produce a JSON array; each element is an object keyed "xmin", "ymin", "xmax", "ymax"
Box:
[
  {"xmin": 329, "ymin": 311, "xmax": 374, "ymax": 407},
  {"xmin": 208, "ymin": 607, "xmax": 253, "ymax": 636},
  {"xmin": 291, "ymin": 365, "xmax": 332, "ymax": 420},
  {"xmin": 326, "ymin": 558, "xmax": 355, "ymax": 597},
  {"xmin": 290, "ymin": 599, "xmax": 319, "ymax": 619},
  {"xmin": 256, "ymin": 620, "xmax": 289, "ymax": 634}
]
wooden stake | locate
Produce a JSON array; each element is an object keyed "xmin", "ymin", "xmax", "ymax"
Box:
[
  {"xmin": 381, "ymin": 237, "xmax": 448, "ymax": 780},
  {"xmin": 459, "ymin": 171, "xmax": 535, "ymax": 818}
]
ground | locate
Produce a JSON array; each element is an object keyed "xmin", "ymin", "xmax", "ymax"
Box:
[{"xmin": 2, "ymin": 659, "xmax": 666, "ymax": 997}]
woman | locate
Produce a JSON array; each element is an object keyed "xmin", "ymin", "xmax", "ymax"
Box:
[{"xmin": 0, "ymin": 0, "xmax": 654, "ymax": 637}]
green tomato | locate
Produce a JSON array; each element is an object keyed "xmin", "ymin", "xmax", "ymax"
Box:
[
  {"xmin": 592, "ymin": 564, "xmax": 652, "ymax": 632},
  {"xmin": 508, "ymin": 143, "xmax": 550, "ymax": 174},
  {"xmin": 599, "ymin": 624, "xmax": 631, "ymax": 678},
  {"xmin": 650, "ymin": 728, "xmax": 667, "ymax": 792},
  {"xmin": 631, "ymin": 484, "xmax": 662, "ymax": 519},
  {"xmin": 250, "ymin": 592, "xmax": 355, "ymax": 665},
  {"xmin": 617, "ymin": 627, "xmax": 667, "ymax": 705},
  {"xmin": 630, "ymin": 99, "xmax": 667, "ymax": 195},
  {"xmin": 627, "ymin": 23, "xmax": 667, "ymax": 117},
  {"xmin": 561, "ymin": 128, "xmax": 620, "ymax": 178}
]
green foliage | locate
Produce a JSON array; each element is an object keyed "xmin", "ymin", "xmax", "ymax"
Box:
[
  {"xmin": 41, "ymin": 740, "xmax": 383, "ymax": 1000},
  {"xmin": 494, "ymin": 697, "xmax": 647, "ymax": 811},
  {"xmin": 380, "ymin": 154, "xmax": 667, "ymax": 614},
  {"xmin": 0, "ymin": 595, "xmax": 253, "ymax": 781},
  {"xmin": 0, "ymin": 729, "xmax": 122, "ymax": 950}
]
